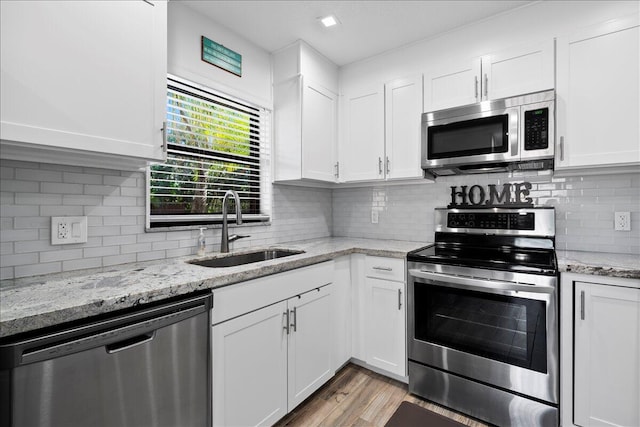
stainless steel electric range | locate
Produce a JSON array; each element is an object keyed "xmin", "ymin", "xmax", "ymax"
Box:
[{"xmin": 407, "ymin": 207, "xmax": 558, "ymax": 426}]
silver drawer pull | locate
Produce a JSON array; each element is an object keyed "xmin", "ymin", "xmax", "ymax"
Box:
[{"xmin": 372, "ymin": 266, "xmax": 392, "ymax": 271}]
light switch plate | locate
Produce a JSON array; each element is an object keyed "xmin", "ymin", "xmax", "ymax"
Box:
[{"xmin": 51, "ymin": 216, "xmax": 88, "ymax": 244}]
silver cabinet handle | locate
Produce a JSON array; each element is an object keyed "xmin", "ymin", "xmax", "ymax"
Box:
[
  {"xmin": 372, "ymin": 266, "xmax": 392, "ymax": 271},
  {"xmin": 290, "ymin": 307, "xmax": 297, "ymax": 332},
  {"xmin": 474, "ymin": 76, "xmax": 479, "ymax": 101},
  {"xmin": 161, "ymin": 121, "xmax": 168, "ymax": 155},
  {"xmin": 334, "ymin": 162, "xmax": 340, "ymax": 178},
  {"xmin": 398, "ymin": 288, "xmax": 402, "ymax": 310},
  {"xmin": 484, "ymin": 73, "xmax": 488, "ymax": 99},
  {"xmin": 580, "ymin": 290, "xmax": 585, "ymax": 320},
  {"xmin": 378, "ymin": 157, "xmax": 383, "ymax": 175},
  {"xmin": 559, "ymin": 136, "xmax": 565, "ymax": 161},
  {"xmin": 386, "ymin": 156, "xmax": 390, "ymax": 175},
  {"xmin": 283, "ymin": 310, "xmax": 290, "ymax": 334}
]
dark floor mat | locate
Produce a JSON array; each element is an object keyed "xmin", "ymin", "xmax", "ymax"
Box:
[{"xmin": 385, "ymin": 401, "xmax": 466, "ymax": 427}]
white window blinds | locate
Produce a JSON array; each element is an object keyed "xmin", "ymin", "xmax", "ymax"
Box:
[{"xmin": 149, "ymin": 76, "xmax": 270, "ymax": 227}]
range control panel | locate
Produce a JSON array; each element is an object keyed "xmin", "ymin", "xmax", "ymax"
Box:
[{"xmin": 447, "ymin": 212, "xmax": 535, "ymax": 230}]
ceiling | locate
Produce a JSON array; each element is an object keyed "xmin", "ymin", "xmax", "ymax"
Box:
[{"xmin": 177, "ymin": 1, "xmax": 535, "ymax": 66}]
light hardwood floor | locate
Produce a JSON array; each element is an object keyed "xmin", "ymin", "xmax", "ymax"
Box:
[{"xmin": 274, "ymin": 363, "xmax": 489, "ymax": 427}]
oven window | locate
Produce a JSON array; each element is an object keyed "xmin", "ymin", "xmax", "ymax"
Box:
[
  {"xmin": 414, "ymin": 283, "xmax": 547, "ymax": 373},
  {"xmin": 428, "ymin": 114, "xmax": 509, "ymax": 159}
]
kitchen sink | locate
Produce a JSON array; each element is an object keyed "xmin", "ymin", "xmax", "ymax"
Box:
[{"xmin": 189, "ymin": 249, "xmax": 305, "ymax": 268}]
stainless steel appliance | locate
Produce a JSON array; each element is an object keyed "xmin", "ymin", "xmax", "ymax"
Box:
[
  {"xmin": 407, "ymin": 207, "xmax": 558, "ymax": 426},
  {"xmin": 0, "ymin": 292, "xmax": 212, "ymax": 427},
  {"xmin": 422, "ymin": 90, "xmax": 554, "ymax": 176}
]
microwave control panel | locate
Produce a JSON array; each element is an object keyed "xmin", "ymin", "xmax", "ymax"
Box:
[{"xmin": 524, "ymin": 108, "xmax": 549, "ymax": 150}]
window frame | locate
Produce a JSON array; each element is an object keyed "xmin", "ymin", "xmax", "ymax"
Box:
[{"xmin": 146, "ymin": 75, "xmax": 271, "ymax": 230}]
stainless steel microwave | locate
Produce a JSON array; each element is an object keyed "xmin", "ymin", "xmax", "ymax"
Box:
[{"xmin": 421, "ymin": 90, "xmax": 555, "ymax": 176}]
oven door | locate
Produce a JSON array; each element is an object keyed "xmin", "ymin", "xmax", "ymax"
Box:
[{"xmin": 407, "ymin": 266, "xmax": 558, "ymax": 404}]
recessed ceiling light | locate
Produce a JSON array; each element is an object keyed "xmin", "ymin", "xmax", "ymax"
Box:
[{"xmin": 320, "ymin": 15, "xmax": 339, "ymax": 28}]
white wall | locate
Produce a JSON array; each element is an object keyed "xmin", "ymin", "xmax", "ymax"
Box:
[
  {"xmin": 168, "ymin": 2, "xmax": 272, "ymax": 108},
  {"xmin": 340, "ymin": 1, "xmax": 639, "ymax": 88}
]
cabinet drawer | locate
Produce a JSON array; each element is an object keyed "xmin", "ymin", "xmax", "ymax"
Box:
[{"xmin": 365, "ymin": 256, "xmax": 405, "ymax": 282}]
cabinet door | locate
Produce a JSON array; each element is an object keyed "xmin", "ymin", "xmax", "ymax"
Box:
[
  {"xmin": 482, "ymin": 39, "xmax": 554, "ymax": 101},
  {"xmin": 212, "ymin": 301, "xmax": 288, "ymax": 427},
  {"xmin": 0, "ymin": 1, "xmax": 167, "ymax": 164},
  {"xmin": 574, "ymin": 282, "xmax": 640, "ymax": 427},
  {"xmin": 287, "ymin": 285, "xmax": 334, "ymax": 409},
  {"xmin": 302, "ymin": 81, "xmax": 337, "ymax": 182},
  {"xmin": 385, "ymin": 76, "xmax": 423, "ymax": 180},
  {"xmin": 556, "ymin": 16, "xmax": 640, "ymax": 169},
  {"xmin": 340, "ymin": 85, "xmax": 385, "ymax": 182},
  {"xmin": 365, "ymin": 277, "xmax": 406, "ymax": 377},
  {"xmin": 423, "ymin": 58, "xmax": 481, "ymax": 112}
]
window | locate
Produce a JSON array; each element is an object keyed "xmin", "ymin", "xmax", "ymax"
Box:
[{"xmin": 148, "ymin": 76, "xmax": 270, "ymax": 228}]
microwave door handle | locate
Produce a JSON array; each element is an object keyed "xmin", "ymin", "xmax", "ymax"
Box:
[{"xmin": 408, "ymin": 269, "xmax": 554, "ymax": 295}]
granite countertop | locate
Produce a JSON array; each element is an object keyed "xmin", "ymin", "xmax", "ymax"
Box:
[
  {"xmin": 0, "ymin": 237, "xmax": 426, "ymax": 339},
  {"xmin": 557, "ymin": 250, "xmax": 640, "ymax": 280}
]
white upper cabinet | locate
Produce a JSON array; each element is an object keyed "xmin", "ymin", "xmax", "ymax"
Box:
[
  {"xmin": 556, "ymin": 14, "xmax": 640, "ymax": 171},
  {"xmin": 340, "ymin": 84, "xmax": 386, "ymax": 182},
  {"xmin": 384, "ymin": 75, "xmax": 423, "ymax": 180},
  {"xmin": 0, "ymin": 0, "xmax": 167, "ymax": 169},
  {"xmin": 340, "ymin": 75, "xmax": 423, "ymax": 183},
  {"xmin": 482, "ymin": 39, "xmax": 555, "ymax": 101},
  {"xmin": 423, "ymin": 39, "xmax": 554, "ymax": 112},
  {"xmin": 423, "ymin": 58, "xmax": 482, "ymax": 112},
  {"xmin": 273, "ymin": 41, "xmax": 339, "ymax": 184}
]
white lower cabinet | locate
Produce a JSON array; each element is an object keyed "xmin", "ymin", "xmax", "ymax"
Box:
[
  {"xmin": 212, "ymin": 301, "xmax": 288, "ymax": 427},
  {"xmin": 363, "ymin": 256, "xmax": 407, "ymax": 378},
  {"xmin": 573, "ymin": 281, "xmax": 640, "ymax": 427},
  {"xmin": 212, "ymin": 284, "xmax": 333, "ymax": 427},
  {"xmin": 287, "ymin": 285, "xmax": 334, "ymax": 408}
]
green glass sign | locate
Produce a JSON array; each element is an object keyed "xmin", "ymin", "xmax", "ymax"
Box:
[{"xmin": 201, "ymin": 36, "xmax": 242, "ymax": 77}]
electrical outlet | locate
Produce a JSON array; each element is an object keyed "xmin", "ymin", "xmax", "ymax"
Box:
[
  {"xmin": 52, "ymin": 216, "xmax": 88, "ymax": 244},
  {"xmin": 371, "ymin": 210, "xmax": 379, "ymax": 224},
  {"xmin": 614, "ymin": 212, "xmax": 631, "ymax": 231}
]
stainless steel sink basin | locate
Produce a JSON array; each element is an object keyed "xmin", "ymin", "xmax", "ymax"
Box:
[{"xmin": 189, "ymin": 249, "xmax": 304, "ymax": 268}]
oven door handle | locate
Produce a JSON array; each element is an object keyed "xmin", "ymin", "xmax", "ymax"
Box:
[{"xmin": 408, "ymin": 269, "xmax": 555, "ymax": 295}]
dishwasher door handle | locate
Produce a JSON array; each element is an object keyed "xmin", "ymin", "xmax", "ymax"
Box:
[{"xmin": 106, "ymin": 332, "xmax": 156, "ymax": 354}]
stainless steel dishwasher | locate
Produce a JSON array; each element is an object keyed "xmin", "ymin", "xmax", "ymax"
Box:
[{"xmin": 0, "ymin": 292, "xmax": 212, "ymax": 427}]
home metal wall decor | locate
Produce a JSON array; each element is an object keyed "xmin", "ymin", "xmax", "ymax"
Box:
[
  {"xmin": 448, "ymin": 182, "xmax": 534, "ymax": 208},
  {"xmin": 201, "ymin": 36, "xmax": 242, "ymax": 76}
]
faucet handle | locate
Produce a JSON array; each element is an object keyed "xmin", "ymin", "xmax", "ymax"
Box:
[{"xmin": 228, "ymin": 234, "xmax": 250, "ymax": 243}]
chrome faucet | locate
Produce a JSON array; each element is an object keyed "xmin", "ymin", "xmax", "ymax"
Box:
[{"xmin": 221, "ymin": 190, "xmax": 248, "ymax": 252}]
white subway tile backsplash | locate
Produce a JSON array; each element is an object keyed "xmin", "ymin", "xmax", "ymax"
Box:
[
  {"xmin": 0, "ymin": 180, "xmax": 40, "ymax": 193},
  {"xmin": 3, "ymin": 158, "xmax": 634, "ymax": 281},
  {"xmin": 41, "ymin": 182, "xmax": 83, "ymax": 194},
  {"xmin": 333, "ymin": 172, "xmax": 640, "ymax": 254},
  {"xmin": 40, "ymin": 249, "xmax": 84, "ymax": 263},
  {"xmin": 63, "ymin": 258, "xmax": 103, "ymax": 271},
  {"xmin": 14, "ymin": 262, "xmax": 61, "ymax": 278},
  {"xmin": 137, "ymin": 250, "xmax": 166, "ymax": 262},
  {"xmin": 15, "ymin": 168, "xmax": 62, "ymax": 183},
  {"xmin": 62, "ymin": 172, "xmax": 103, "ymax": 185},
  {"xmin": 0, "ymin": 253, "xmax": 39, "ymax": 267},
  {"xmin": 102, "ymin": 254, "xmax": 136, "ymax": 267},
  {"xmin": 40, "ymin": 205, "xmax": 83, "ymax": 217}
]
